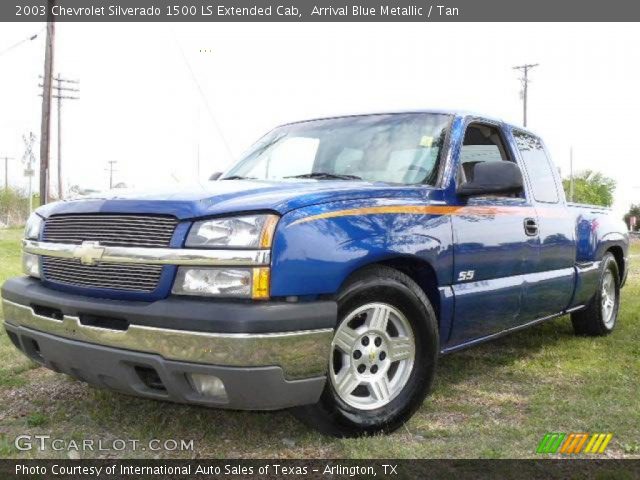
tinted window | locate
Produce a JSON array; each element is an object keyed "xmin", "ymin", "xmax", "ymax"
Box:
[
  {"xmin": 460, "ymin": 123, "xmax": 509, "ymax": 168},
  {"xmin": 459, "ymin": 123, "xmax": 521, "ymax": 198},
  {"xmin": 513, "ymin": 131, "xmax": 558, "ymax": 203},
  {"xmin": 223, "ymin": 113, "xmax": 451, "ymax": 185}
]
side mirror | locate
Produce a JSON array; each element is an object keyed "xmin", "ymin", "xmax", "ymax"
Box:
[
  {"xmin": 456, "ymin": 161, "xmax": 524, "ymax": 197},
  {"xmin": 209, "ymin": 172, "xmax": 222, "ymax": 181}
]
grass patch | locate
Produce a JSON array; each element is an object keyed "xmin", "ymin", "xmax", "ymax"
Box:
[
  {"xmin": 0, "ymin": 435, "xmax": 16, "ymax": 457},
  {"xmin": 26, "ymin": 412, "xmax": 48, "ymax": 427},
  {"xmin": 0, "ymin": 228, "xmax": 638, "ymax": 459}
]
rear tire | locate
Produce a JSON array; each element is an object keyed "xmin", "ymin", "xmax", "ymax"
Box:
[
  {"xmin": 292, "ymin": 265, "xmax": 438, "ymax": 437},
  {"xmin": 571, "ymin": 252, "xmax": 620, "ymax": 336}
]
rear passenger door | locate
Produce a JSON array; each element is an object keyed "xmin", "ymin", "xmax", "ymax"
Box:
[
  {"xmin": 448, "ymin": 122, "xmax": 538, "ymax": 346},
  {"xmin": 512, "ymin": 130, "xmax": 576, "ymax": 320}
]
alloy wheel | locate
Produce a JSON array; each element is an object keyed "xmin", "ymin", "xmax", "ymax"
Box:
[
  {"xmin": 601, "ymin": 269, "xmax": 617, "ymax": 329},
  {"xmin": 329, "ymin": 303, "xmax": 415, "ymax": 410}
]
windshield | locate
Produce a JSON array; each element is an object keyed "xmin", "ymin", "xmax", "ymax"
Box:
[{"xmin": 222, "ymin": 113, "xmax": 451, "ymax": 185}]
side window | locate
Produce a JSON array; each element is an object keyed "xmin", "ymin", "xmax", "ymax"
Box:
[
  {"xmin": 513, "ymin": 131, "xmax": 558, "ymax": 203},
  {"xmin": 459, "ymin": 123, "xmax": 518, "ymax": 197}
]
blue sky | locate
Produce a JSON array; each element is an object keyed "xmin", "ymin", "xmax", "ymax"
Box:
[{"xmin": 0, "ymin": 22, "xmax": 637, "ymax": 217}]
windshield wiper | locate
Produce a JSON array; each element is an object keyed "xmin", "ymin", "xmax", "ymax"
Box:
[
  {"xmin": 285, "ymin": 172, "xmax": 362, "ymax": 180},
  {"xmin": 221, "ymin": 175, "xmax": 256, "ymax": 180}
]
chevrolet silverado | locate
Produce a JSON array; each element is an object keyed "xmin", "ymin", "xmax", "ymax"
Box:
[{"xmin": 1, "ymin": 111, "xmax": 628, "ymax": 436}]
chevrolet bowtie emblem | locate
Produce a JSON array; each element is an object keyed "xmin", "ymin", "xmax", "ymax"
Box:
[{"xmin": 73, "ymin": 241, "xmax": 105, "ymax": 266}]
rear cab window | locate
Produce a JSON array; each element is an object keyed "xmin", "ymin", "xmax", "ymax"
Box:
[{"xmin": 512, "ymin": 130, "xmax": 559, "ymax": 203}]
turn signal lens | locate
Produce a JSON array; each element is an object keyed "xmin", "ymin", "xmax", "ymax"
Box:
[
  {"xmin": 172, "ymin": 267, "xmax": 271, "ymax": 300},
  {"xmin": 252, "ymin": 267, "xmax": 270, "ymax": 300},
  {"xmin": 259, "ymin": 215, "xmax": 279, "ymax": 248}
]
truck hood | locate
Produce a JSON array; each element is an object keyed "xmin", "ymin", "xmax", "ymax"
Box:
[{"xmin": 37, "ymin": 180, "xmax": 429, "ymax": 220}]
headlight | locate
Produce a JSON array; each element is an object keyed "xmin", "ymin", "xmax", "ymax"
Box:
[
  {"xmin": 186, "ymin": 214, "xmax": 278, "ymax": 248},
  {"xmin": 22, "ymin": 253, "xmax": 40, "ymax": 278},
  {"xmin": 24, "ymin": 213, "xmax": 43, "ymax": 240},
  {"xmin": 172, "ymin": 267, "xmax": 270, "ymax": 299}
]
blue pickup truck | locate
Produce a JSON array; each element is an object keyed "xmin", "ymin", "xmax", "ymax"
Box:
[{"xmin": 1, "ymin": 111, "xmax": 628, "ymax": 436}]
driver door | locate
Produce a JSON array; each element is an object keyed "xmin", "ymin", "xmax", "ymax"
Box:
[{"xmin": 447, "ymin": 122, "xmax": 538, "ymax": 347}]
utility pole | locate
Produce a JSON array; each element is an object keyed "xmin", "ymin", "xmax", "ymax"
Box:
[
  {"xmin": 22, "ymin": 133, "xmax": 37, "ymax": 214},
  {"xmin": 106, "ymin": 161, "xmax": 118, "ymax": 189},
  {"xmin": 39, "ymin": 5, "xmax": 55, "ymax": 205},
  {"xmin": 1, "ymin": 156, "xmax": 14, "ymax": 190},
  {"xmin": 513, "ymin": 63, "xmax": 539, "ymax": 127},
  {"xmin": 39, "ymin": 74, "xmax": 80, "ymax": 200},
  {"xmin": 569, "ymin": 146, "xmax": 574, "ymax": 202}
]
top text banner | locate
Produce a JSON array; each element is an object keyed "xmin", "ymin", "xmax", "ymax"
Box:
[{"xmin": 4, "ymin": 0, "xmax": 640, "ymax": 22}]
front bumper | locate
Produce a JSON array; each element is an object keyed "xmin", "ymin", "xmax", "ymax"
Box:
[{"xmin": 1, "ymin": 277, "xmax": 337, "ymax": 410}]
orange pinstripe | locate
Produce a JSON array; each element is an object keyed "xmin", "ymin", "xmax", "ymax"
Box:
[{"xmin": 290, "ymin": 204, "xmax": 570, "ymax": 226}]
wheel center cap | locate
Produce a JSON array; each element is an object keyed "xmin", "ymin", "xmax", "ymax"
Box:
[{"xmin": 368, "ymin": 349, "xmax": 377, "ymax": 363}]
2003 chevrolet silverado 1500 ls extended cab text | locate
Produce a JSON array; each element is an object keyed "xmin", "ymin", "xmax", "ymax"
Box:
[{"xmin": 1, "ymin": 111, "xmax": 629, "ymax": 436}]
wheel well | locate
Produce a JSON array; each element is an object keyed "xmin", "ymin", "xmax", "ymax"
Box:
[
  {"xmin": 607, "ymin": 246, "xmax": 625, "ymax": 281},
  {"xmin": 376, "ymin": 257, "xmax": 440, "ymax": 319}
]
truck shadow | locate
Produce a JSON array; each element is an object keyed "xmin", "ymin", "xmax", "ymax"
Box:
[
  {"xmin": 4, "ymin": 313, "xmax": 578, "ymax": 458},
  {"xmin": 82, "ymin": 315, "xmax": 578, "ymax": 452},
  {"xmin": 435, "ymin": 315, "xmax": 575, "ymax": 387}
]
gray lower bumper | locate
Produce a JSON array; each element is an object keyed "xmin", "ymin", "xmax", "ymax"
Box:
[
  {"xmin": 4, "ymin": 322, "xmax": 326, "ymax": 410},
  {"xmin": 1, "ymin": 298, "xmax": 333, "ymax": 380}
]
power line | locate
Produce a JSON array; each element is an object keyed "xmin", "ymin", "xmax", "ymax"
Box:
[
  {"xmin": 513, "ymin": 63, "xmax": 539, "ymax": 127},
  {"xmin": 169, "ymin": 28, "xmax": 234, "ymax": 162},
  {"xmin": 0, "ymin": 29, "xmax": 43, "ymax": 58},
  {"xmin": 39, "ymin": 74, "xmax": 80, "ymax": 199}
]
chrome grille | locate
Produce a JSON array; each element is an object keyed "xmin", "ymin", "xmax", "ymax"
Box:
[
  {"xmin": 42, "ymin": 257, "xmax": 163, "ymax": 292},
  {"xmin": 43, "ymin": 214, "xmax": 177, "ymax": 247},
  {"xmin": 41, "ymin": 213, "xmax": 176, "ymax": 292}
]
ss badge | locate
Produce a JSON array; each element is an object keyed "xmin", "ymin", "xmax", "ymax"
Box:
[{"xmin": 458, "ymin": 270, "xmax": 475, "ymax": 282}]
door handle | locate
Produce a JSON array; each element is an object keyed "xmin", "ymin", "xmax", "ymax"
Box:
[{"xmin": 524, "ymin": 217, "xmax": 538, "ymax": 236}]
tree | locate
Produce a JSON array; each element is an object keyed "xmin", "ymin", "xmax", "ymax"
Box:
[
  {"xmin": 562, "ymin": 170, "xmax": 616, "ymax": 207},
  {"xmin": 0, "ymin": 186, "xmax": 30, "ymax": 226},
  {"xmin": 623, "ymin": 204, "xmax": 640, "ymax": 231}
]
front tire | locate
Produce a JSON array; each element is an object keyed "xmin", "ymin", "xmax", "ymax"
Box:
[
  {"xmin": 571, "ymin": 252, "xmax": 620, "ymax": 336},
  {"xmin": 293, "ymin": 266, "xmax": 438, "ymax": 437}
]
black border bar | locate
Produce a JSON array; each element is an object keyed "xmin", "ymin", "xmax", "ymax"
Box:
[
  {"xmin": 2, "ymin": 459, "xmax": 640, "ymax": 479},
  {"xmin": 4, "ymin": 0, "xmax": 640, "ymax": 22}
]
